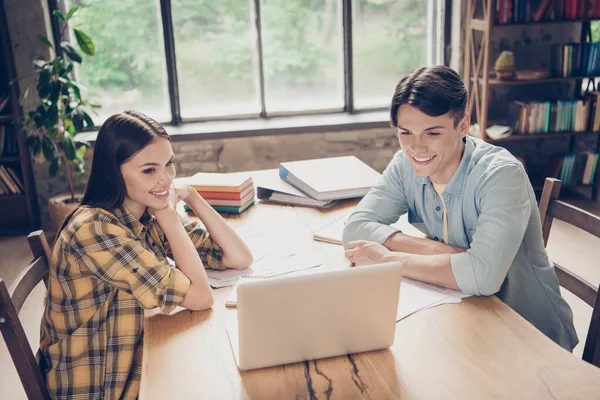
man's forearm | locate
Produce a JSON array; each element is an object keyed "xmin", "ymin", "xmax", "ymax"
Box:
[
  {"xmin": 384, "ymin": 232, "xmax": 467, "ymax": 255},
  {"xmin": 384, "ymin": 252, "xmax": 461, "ymax": 291}
]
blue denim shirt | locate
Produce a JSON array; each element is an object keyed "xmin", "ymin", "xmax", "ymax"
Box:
[{"xmin": 343, "ymin": 136, "xmax": 578, "ymax": 351}]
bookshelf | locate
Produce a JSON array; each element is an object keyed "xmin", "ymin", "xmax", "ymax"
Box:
[
  {"xmin": 0, "ymin": 1, "xmax": 40, "ymax": 235},
  {"xmin": 464, "ymin": 0, "xmax": 600, "ymax": 200}
]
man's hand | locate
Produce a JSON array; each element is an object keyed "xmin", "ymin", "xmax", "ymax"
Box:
[{"xmin": 345, "ymin": 240, "xmax": 392, "ymax": 266}]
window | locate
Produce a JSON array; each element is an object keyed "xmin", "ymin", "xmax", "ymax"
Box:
[
  {"xmin": 56, "ymin": 0, "xmax": 442, "ymax": 126},
  {"xmin": 66, "ymin": 0, "xmax": 171, "ymax": 123}
]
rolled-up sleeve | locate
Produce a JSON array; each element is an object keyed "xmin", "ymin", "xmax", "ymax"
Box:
[
  {"xmin": 451, "ymin": 163, "xmax": 531, "ymax": 296},
  {"xmin": 177, "ymin": 213, "xmax": 225, "ymax": 270},
  {"xmin": 73, "ymin": 221, "xmax": 191, "ymax": 313},
  {"xmin": 342, "ymin": 152, "xmax": 409, "ymax": 247}
]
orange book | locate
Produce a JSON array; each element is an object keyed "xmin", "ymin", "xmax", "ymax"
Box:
[
  {"xmin": 176, "ymin": 171, "xmax": 253, "ymax": 193},
  {"xmin": 198, "ymin": 182, "xmax": 254, "ymax": 200}
]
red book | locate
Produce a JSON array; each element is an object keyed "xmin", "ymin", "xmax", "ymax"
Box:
[{"xmin": 197, "ymin": 182, "xmax": 254, "ymax": 200}]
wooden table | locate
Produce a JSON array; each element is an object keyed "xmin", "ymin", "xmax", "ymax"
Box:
[{"xmin": 140, "ymin": 199, "xmax": 600, "ymax": 399}]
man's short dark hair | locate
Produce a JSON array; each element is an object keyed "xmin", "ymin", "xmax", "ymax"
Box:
[{"xmin": 389, "ymin": 65, "xmax": 467, "ymax": 128}]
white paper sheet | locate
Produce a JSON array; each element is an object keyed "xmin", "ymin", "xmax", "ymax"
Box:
[
  {"xmin": 207, "ymin": 249, "xmax": 321, "ymax": 288},
  {"xmin": 397, "ymin": 278, "xmax": 471, "ymax": 321}
]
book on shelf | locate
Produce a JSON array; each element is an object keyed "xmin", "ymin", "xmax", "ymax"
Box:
[
  {"xmin": 0, "ymin": 124, "xmax": 18, "ymax": 156},
  {"xmin": 546, "ymin": 152, "xmax": 598, "ymax": 185},
  {"xmin": 550, "ymin": 42, "xmax": 600, "ymax": 77},
  {"xmin": 253, "ymin": 169, "xmax": 338, "ymax": 209},
  {"xmin": 507, "ymin": 98, "xmax": 592, "ymax": 134},
  {"xmin": 0, "ymin": 165, "xmax": 22, "ymax": 194},
  {"xmin": 279, "ymin": 156, "xmax": 382, "ymax": 202},
  {"xmin": 0, "ymin": 94, "xmax": 9, "ymax": 114},
  {"xmin": 497, "ymin": 0, "xmax": 600, "ymax": 24}
]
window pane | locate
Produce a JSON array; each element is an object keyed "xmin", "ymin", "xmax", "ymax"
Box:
[
  {"xmin": 65, "ymin": 0, "xmax": 170, "ymax": 123},
  {"xmin": 172, "ymin": 0, "xmax": 259, "ymax": 119},
  {"xmin": 261, "ymin": 0, "xmax": 344, "ymax": 113},
  {"xmin": 352, "ymin": 0, "xmax": 428, "ymax": 109}
]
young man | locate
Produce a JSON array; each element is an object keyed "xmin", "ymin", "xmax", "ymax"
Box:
[{"xmin": 342, "ymin": 65, "xmax": 578, "ymax": 351}]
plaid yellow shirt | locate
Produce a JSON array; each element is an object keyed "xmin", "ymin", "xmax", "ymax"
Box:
[{"xmin": 40, "ymin": 205, "xmax": 224, "ymax": 399}]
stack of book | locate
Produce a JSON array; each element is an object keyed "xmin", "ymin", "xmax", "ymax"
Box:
[
  {"xmin": 177, "ymin": 172, "xmax": 255, "ymax": 214},
  {"xmin": 546, "ymin": 152, "xmax": 599, "ymax": 185},
  {"xmin": 257, "ymin": 156, "xmax": 382, "ymax": 208},
  {"xmin": 0, "ymin": 165, "xmax": 24, "ymax": 196},
  {"xmin": 507, "ymin": 99, "xmax": 592, "ymax": 134}
]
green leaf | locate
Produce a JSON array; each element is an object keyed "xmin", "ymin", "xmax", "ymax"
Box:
[
  {"xmin": 49, "ymin": 158, "xmax": 60, "ymax": 177},
  {"xmin": 19, "ymin": 85, "xmax": 31, "ymax": 105},
  {"xmin": 25, "ymin": 135, "xmax": 39, "ymax": 151},
  {"xmin": 81, "ymin": 111, "xmax": 94, "ymax": 128},
  {"xmin": 60, "ymin": 42, "xmax": 82, "ymax": 63},
  {"xmin": 59, "ymin": 77, "xmax": 82, "ymax": 100},
  {"xmin": 76, "ymin": 145, "xmax": 87, "ymax": 159},
  {"xmin": 38, "ymin": 35, "xmax": 53, "ymax": 48},
  {"xmin": 64, "ymin": 118, "xmax": 75, "ymax": 135},
  {"xmin": 72, "ymin": 112, "xmax": 84, "ymax": 132},
  {"xmin": 73, "ymin": 29, "xmax": 95, "ymax": 56},
  {"xmin": 45, "ymin": 104, "xmax": 59, "ymax": 127},
  {"xmin": 89, "ymin": 103, "xmax": 101, "ymax": 109},
  {"xmin": 63, "ymin": 135, "xmax": 76, "ymax": 161},
  {"xmin": 41, "ymin": 135, "xmax": 56, "ymax": 161},
  {"xmin": 66, "ymin": 6, "xmax": 79, "ymax": 21},
  {"xmin": 53, "ymin": 10, "xmax": 65, "ymax": 21}
]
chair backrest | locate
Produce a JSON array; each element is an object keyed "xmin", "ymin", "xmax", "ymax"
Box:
[
  {"xmin": 539, "ymin": 178, "xmax": 600, "ymax": 368},
  {"xmin": 0, "ymin": 231, "xmax": 51, "ymax": 400}
]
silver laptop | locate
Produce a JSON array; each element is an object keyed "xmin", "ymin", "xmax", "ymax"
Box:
[{"xmin": 227, "ymin": 261, "xmax": 403, "ymax": 371}]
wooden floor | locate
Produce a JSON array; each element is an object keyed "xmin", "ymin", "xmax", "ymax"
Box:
[{"xmin": 1, "ymin": 200, "xmax": 599, "ymax": 399}]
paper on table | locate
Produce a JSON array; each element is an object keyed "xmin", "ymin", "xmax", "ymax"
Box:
[
  {"xmin": 312, "ymin": 213, "xmax": 428, "ymax": 246},
  {"xmin": 397, "ymin": 278, "xmax": 471, "ymax": 321},
  {"xmin": 224, "ymin": 267, "xmax": 322, "ymax": 307},
  {"xmin": 207, "ymin": 249, "xmax": 321, "ymax": 288}
]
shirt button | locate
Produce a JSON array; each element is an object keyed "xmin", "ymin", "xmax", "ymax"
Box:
[
  {"xmin": 434, "ymin": 237, "xmax": 439, "ymax": 241},
  {"xmin": 436, "ymin": 206, "xmax": 441, "ymax": 211}
]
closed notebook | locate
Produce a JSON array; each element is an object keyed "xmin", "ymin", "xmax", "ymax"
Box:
[
  {"xmin": 279, "ymin": 156, "xmax": 381, "ymax": 201},
  {"xmin": 253, "ymin": 169, "xmax": 337, "ymax": 208},
  {"xmin": 176, "ymin": 172, "xmax": 253, "ymax": 192}
]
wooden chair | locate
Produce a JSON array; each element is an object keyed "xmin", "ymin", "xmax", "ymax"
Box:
[
  {"xmin": 539, "ymin": 178, "xmax": 600, "ymax": 368},
  {"xmin": 0, "ymin": 231, "xmax": 51, "ymax": 399}
]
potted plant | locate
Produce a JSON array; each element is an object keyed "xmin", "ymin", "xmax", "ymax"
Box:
[{"xmin": 17, "ymin": 6, "xmax": 98, "ymax": 231}]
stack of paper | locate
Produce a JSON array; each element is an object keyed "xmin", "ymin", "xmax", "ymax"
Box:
[
  {"xmin": 207, "ymin": 249, "xmax": 321, "ymax": 288},
  {"xmin": 177, "ymin": 172, "xmax": 255, "ymax": 214},
  {"xmin": 397, "ymin": 278, "xmax": 471, "ymax": 321}
]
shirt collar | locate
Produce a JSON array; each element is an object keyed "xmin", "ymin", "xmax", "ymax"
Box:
[
  {"xmin": 414, "ymin": 135, "xmax": 475, "ymax": 196},
  {"xmin": 113, "ymin": 204, "xmax": 154, "ymax": 237}
]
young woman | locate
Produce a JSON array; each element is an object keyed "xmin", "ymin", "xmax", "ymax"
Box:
[{"xmin": 40, "ymin": 110, "xmax": 253, "ymax": 400}]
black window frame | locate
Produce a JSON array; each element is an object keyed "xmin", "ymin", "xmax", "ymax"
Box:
[{"xmin": 49, "ymin": 0, "xmax": 452, "ymax": 128}]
